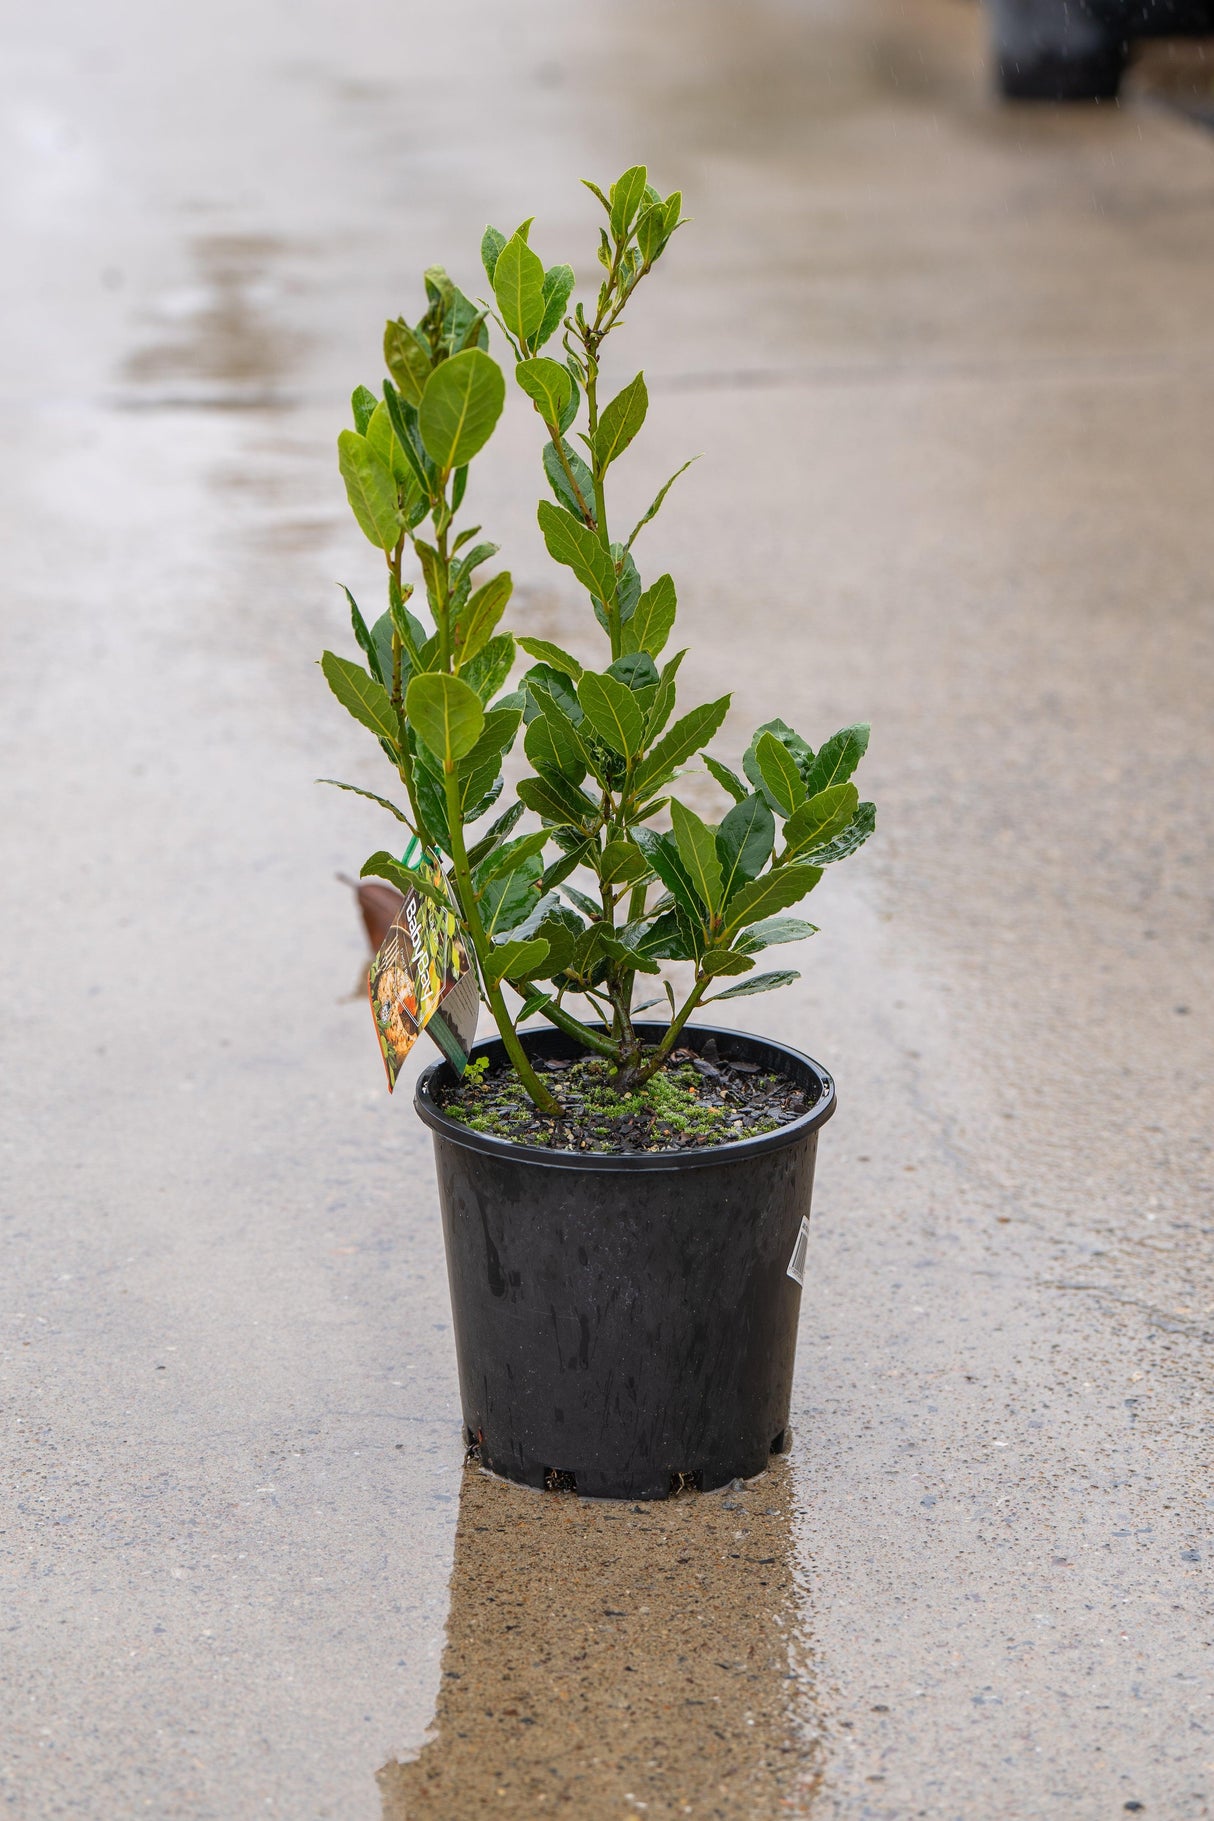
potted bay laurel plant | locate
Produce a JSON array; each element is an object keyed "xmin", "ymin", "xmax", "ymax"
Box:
[{"xmin": 321, "ymin": 166, "xmax": 875, "ymax": 1500}]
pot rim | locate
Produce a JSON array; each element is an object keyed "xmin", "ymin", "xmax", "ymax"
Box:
[{"xmin": 413, "ymin": 1020, "xmax": 836, "ymax": 1173}]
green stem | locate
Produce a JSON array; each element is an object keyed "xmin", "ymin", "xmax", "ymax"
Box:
[
  {"xmin": 632, "ymin": 975, "xmax": 710, "ymax": 1086},
  {"xmin": 442, "ymin": 767, "xmax": 561, "ymax": 1115},
  {"xmin": 520, "ymin": 990, "xmax": 617, "ymax": 1058}
]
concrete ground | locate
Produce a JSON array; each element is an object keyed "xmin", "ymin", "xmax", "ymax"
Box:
[{"xmin": 2, "ymin": 0, "xmax": 1212, "ymax": 1816}]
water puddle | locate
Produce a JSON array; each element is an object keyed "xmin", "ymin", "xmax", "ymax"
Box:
[{"xmin": 379, "ymin": 1454, "xmax": 820, "ymax": 1818}]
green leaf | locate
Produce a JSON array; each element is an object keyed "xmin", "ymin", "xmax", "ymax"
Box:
[
  {"xmin": 755, "ymin": 731, "xmax": 808, "ymax": 817},
  {"xmin": 351, "ymin": 385, "xmax": 377, "ymax": 434},
  {"xmin": 515, "ymin": 356, "xmax": 573, "ymax": 425},
  {"xmin": 516, "ymin": 637, "xmax": 583, "ymax": 681},
  {"xmin": 524, "ymin": 712, "xmax": 588, "ymax": 784},
  {"xmin": 467, "ymin": 800, "xmax": 525, "ymax": 868},
  {"xmin": 523, "ymin": 663, "xmax": 584, "ymax": 727},
  {"xmin": 383, "ymin": 319, "xmax": 431, "ymax": 407},
  {"xmin": 725, "ymin": 864, "xmax": 823, "ymax": 934},
  {"xmin": 381, "ymin": 383, "xmax": 434, "ymax": 497},
  {"xmin": 454, "ymin": 571, "xmax": 512, "ymax": 668},
  {"xmin": 625, "ymin": 461, "xmax": 695, "ymax": 550},
  {"xmin": 700, "ymin": 950, "xmax": 754, "ymax": 978},
  {"xmin": 365, "ymin": 399, "xmax": 416, "ymax": 491},
  {"xmin": 359, "ymin": 850, "xmax": 450, "ymax": 913},
  {"xmin": 485, "ymin": 937, "xmax": 551, "ymax": 987},
  {"xmin": 405, "ymin": 672, "xmax": 485, "ymax": 766},
  {"xmin": 801, "ymin": 723, "xmax": 870, "ymax": 797},
  {"xmin": 492, "ymin": 231, "xmax": 546, "ymax": 343},
  {"xmin": 609, "ymin": 164, "xmax": 648, "ymax": 238},
  {"xmin": 670, "ymin": 799, "xmax": 722, "ymax": 913},
  {"xmin": 642, "ymin": 649, "xmax": 686, "ymax": 744},
  {"xmin": 620, "ymin": 573, "xmax": 676, "ymax": 658},
  {"xmin": 542, "ymin": 438, "xmax": 595, "ymax": 523},
  {"xmin": 535, "ymin": 264, "xmax": 576, "ymax": 350},
  {"xmin": 591, "ymin": 372, "xmax": 648, "ymax": 473},
  {"xmin": 600, "ymin": 934, "xmax": 661, "ymax": 976},
  {"xmin": 458, "ymin": 705, "xmax": 521, "ymax": 778},
  {"xmin": 337, "ymin": 430, "xmax": 404, "ymax": 550},
  {"xmin": 517, "ymin": 774, "xmax": 597, "ymax": 827},
  {"xmin": 708, "ymin": 969, "xmax": 801, "ymax": 1002},
  {"xmin": 716, "ymin": 794, "xmax": 775, "ymax": 901},
  {"xmin": 735, "ymin": 916, "xmax": 818, "ymax": 955},
  {"xmin": 743, "ymin": 719, "xmax": 813, "ymax": 805},
  {"xmin": 703, "ymin": 755, "xmax": 748, "ymax": 803},
  {"xmin": 804, "ymin": 800, "xmax": 876, "ymax": 865},
  {"xmin": 474, "ymin": 829, "xmax": 549, "ymax": 887},
  {"xmin": 783, "ymin": 783, "xmax": 859, "ymax": 857},
  {"xmin": 577, "ymin": 671, "xmax": 645, "ymax": 758},
  {"xmin": 600, "ymin": 839, "xmax": 649, "ymax": 887},
  {"xmin": 321, "ymin": 651, "xmax": 401, "ymax": 749},
  {"xmin": 536, "ymin": 499, "xmax": 617, "ymax": 602},
  {"xmin": 635, "ymin": 200, "xmax": 669, "ymax": 266},
  {"xmin": 462, "ymin": 633, "xmax": 516, "ymax": 703},
  {"xmin": 316, "ymin": 778, "xmax": 410, "ymax": 823},
  {"xmin": 481, "ymin": 225, "xmax": 507, "ymax": 284},
  {"xmin": 342, "ymin": 585, "xmax": 385, "ymax": 688},
  {"xmin": 480, "ymin": 857, "xmax": 543, "ymax": 937},
  {"xmin": 418, "ymin": 349, "xmax": 505, "ymax": 472},
  {"xmin": 633, "ymin": 695, "xmax": 731, "ymax": 797}
]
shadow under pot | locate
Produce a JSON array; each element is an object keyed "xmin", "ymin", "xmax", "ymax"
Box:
[{"xmin": 414, "ymin": 1021, "xmax": 836, "ymax": 1502}]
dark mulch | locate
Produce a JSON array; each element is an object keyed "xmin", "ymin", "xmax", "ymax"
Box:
[{"xmin": 436, "ymin": 1038, "xmax": 813, "ymax": 1154}]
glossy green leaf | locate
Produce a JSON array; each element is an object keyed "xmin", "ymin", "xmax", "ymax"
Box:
[
  {"xmin": 337, "ymin": 430, "xmax": 404, "ymax": 550},
  {"xmin": 591, "ymin": 372, "xmax": 647, "ymax": 472},
  {"xmin": 600, "ymin": 934, "xmax": 661, "ymax": 976},
  {"xmin": 365, "ymin": 399, "xmax": 416, "ymax": 490},
  {"xmin": 716, "ymin": 794, "xmax": 775, "ymax": 901},
  {"xmin": 642, "ymin": 649, "xmax": 686, "ymax": 745},
  {"xmin": 381, "ymin": 383, "xmax": 434, "ymax": 495},
  {"xmin": 783, "ymin": 783, "xmax": 858, "ymax": 857},
  {"xmin": 743, "ymin": 719, "xmax": 813, "ymax": 804},
  {"xmin": 725, "ymin": 864, "xmax": 823, "ymax": 934},
  {"xmin": 523, "ymin": 663, "xmax": 584, "ymax": 727},
  {"xmin": 458, "ymin": 705, "xmax": 521, "ymax": 778},
  {"xmin": 481, "ymin": 224, "xmax": 507, "ymax": 284},
  {"xmin": 316, "ymin": 778, "xmax": 410, "ymax": 823},
  {"xmin": 700, "ymin": 949, "xmax": 754, "ymax": 977},
  {"xmin": 359, "ymin": 850, "xmax": 450, "ymax": 913},
  {"xmin": 515, "ymin": 356, "xmax": 572, "ymax": 424},
  {"xmin": 801, "ymin": 723, "xmax": 870, "ymax": 797},
  {"xmin": 524, "ymin": 712, "xmax": 588, "ymax": 784},
  {"xmin": 735, "ymin": 916, "xmax": 819, "ymax": 955},
  {"xmin": 517, "ymin": 774, "xmax": 597, "ymax": 826},
  {"xmin": 481, "ymin": 857, "xmax": 543, "ymax": 937},
  {"xmin": 321, "ymin": 650, "xmax": 400, "ymax": 748},
  {"xmin": 609, "ymin": 164, "xmax": 648, "ymax": 238},
  {"xmin": 516, "ymin": 637, "xmax": 583, "ymax": 681},
  {"xmin": 418, "ymin": 349, "xmax": 505, "ymax": 471},
  {"xmin": 670, "ymin": 799, "xmax": 722, "ymax": 912},
  {"xmin": 708, "ymin": 968, "xmax": 801, "ymax": 1002},
  {"xmin": 462, "ymin": 633, "xmax": 516, "ymax": 703},
  {"xmin": 405, "ymin": 672, "xmax": 485, "ymax": 766},
  {"xmin": 600, "ymin": 839, "xmax": 649, "ymax": 887},
  {"xmin": 467, "ymin": 800, "xmax": 525, "ymax": 868},
  {"xmin": 542, "ymin": 438, "xmax": 595, "ymax": 523},
  {"xmin": 383, "ymin": 319, "xmax": 431, "ymax": 407},
  {"xmin": 485, "ymin": 937, "xmax": 551, "ymax": 987},
  {"xmin": 341, "ymin": 585, "xmax": 385, "ymax": 687},
  {"xmin": 351, "ymin": 385, "xmax": 377, "ymax": 434},
  {"xmin": 536, "ymin": 264, "xmax": 576, "ymax": 349},
  {"xmin": 454, "ymin": 571, "xmax": 512, "ymax": 667},
  {"xmin": 703, "ymin": 755, "xmax": 748, "ymax": 803},
  {"xmin": 620, "ymin": 574, "xmax": 676, "ymax": 658},
  {"xmin": 804, "ymin": 800, "xmax": 876, "ymax": 865},
  {"xmin": 633, "ymin": 694, "xmax": 730, "ymax": 796},
  {"xmin": 755, "ymin": 731, "xmax": 808, "ymax": 817},
  {"xmin": 577, "ymin": 671, "xmax": 645, "ymax": 758},
  {"xmin": 474, "ymin": 829, "xmax": 549, "ymax": 887},
  {"xmin": 492, "ymin": 231, "xmax": 546, "ymax": 343},
  {"xmin": 536, "ymin": 500, "xmax": 617, "ymax": 602}
]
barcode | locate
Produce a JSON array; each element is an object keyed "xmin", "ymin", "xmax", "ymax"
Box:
[{"xmin": 786, "ymin": 1216, "xmax": 811, "ymax": 1286}]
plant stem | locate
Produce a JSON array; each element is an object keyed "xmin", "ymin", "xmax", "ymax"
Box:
[
  {"xmin": 441, "ymin": 767, "xmax": 561, "ymax": 1115},
  {"xmin": 521, "ymin": 991, "xmax": 617, "ymax": 1058},
  {"xmin": 632, "ymin": 975, "xmax": 710, "ymax": 1086}
]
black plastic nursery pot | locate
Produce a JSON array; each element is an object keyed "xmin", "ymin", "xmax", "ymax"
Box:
[{"xmin": 414, "ymin": 1022, "xmax": 836, "ymax": 1501}]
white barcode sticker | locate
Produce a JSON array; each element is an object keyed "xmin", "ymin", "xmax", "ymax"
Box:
[{"xmin": 786, "ymin": 1215, "xmax": 811, "ymax": 1286}]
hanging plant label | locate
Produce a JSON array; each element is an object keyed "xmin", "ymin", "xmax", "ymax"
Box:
[{"xmin": 368, "ymin": 840, "xmax": 478, "ymax": 1088}]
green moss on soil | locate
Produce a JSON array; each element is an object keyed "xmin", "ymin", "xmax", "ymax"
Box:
[{"xmin": 438, "ymin": 1049, "xmax": 809, "ymax": 1154}]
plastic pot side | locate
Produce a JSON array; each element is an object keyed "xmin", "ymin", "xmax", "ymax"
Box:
[{"xmin": 415, "ymin": 1022, "xmax": 836, "ymax": 1501}]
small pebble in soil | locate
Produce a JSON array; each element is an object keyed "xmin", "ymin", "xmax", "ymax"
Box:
[{"xmin": 438, "ymin": 1047, "xmax": 814, "ymax": 1155}]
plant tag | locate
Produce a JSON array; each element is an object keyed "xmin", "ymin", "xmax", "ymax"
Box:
[
  {"xmin": 786, "ymin": 1216, "xmax": 811, "ymax": 1287},
  {"xmin": 368, "ymin": 842, "xmax": 478, "ymax": 1089}
]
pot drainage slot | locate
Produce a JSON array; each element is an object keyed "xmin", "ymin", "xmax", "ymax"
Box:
[
  {"xmin": 544, "ymin": 1468, "xmax": 578, "ymax": 1493},
  {"xmin": 669, "ymin": 1470, "xmax": 704, "ymax": 1496},
  {"xmin": 770, "ymin": 1429, "xmax": 786, "ymax": 1455}
]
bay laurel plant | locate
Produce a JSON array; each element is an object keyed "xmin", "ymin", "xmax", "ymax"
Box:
[{"xmin": 320, "ymin": 166, "xmax": 875, "ymax": 1119}]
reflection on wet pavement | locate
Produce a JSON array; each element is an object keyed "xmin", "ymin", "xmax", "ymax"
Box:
[{"xmin": 379, "ymin": 1457, "xmax": 817, "ymax": 1819}]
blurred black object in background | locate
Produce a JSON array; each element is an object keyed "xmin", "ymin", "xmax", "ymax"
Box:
[{"xmin": 986, "ymin": 0, "xmax": 1214, "ymax": 97}]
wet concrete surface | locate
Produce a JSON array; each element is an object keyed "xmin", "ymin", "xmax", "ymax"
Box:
[{"xmin": 2, "ymin": 0, "xmax": 1212, "ymax": 1815}]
